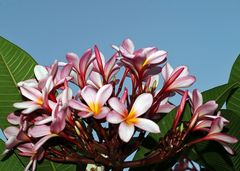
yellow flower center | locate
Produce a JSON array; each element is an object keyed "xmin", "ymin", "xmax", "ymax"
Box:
[
  {"xmin": 89, "ymin": 102, "xmax": 101, "ymax": 116},
  {"xmin": 125, "ymin": 108, "xmax": 138, "ymax": 125},
  {"xmin": 36, "ymin": 97, "xmax": 43, "ymax": 105}
]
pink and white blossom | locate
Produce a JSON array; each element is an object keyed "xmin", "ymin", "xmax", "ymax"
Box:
[{"xmin": 107, "ymin": 93, "xmax": 160, "ymax": 142}]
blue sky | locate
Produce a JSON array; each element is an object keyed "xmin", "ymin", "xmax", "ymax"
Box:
[{"xmin": 0, "ymin": 1, "xmax": 240, "ymax": 142}]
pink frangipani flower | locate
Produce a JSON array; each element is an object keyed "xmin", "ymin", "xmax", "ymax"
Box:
[
  {"xmin": 162, "ymin": 63, "xmax": 195, "ymax": 92},
  {"xmin": 107, "ymin": 93, "xmax": 160, "ymax": 142},
  {"xmin": 69, "ymin": 84, "xmax": 113, "ymax": 119}
]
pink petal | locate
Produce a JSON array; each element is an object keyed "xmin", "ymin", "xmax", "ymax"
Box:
[
  {"xmin": 157, "ymin": 103, "xmax": 175, "ymax": 113},
  {"xmin": 209, "ymin": 117, "xmax": 224, "ymax": 134},
  {"xmin": 81, "ymin": 86, "xmax": 97, "ymax": 106},
  {"xmin": 205, "ymin": 133, "xmax": 238, "ymax": 144},
  {"xmin": 51, "ymin": 111, "xmax": 66, "ymax": 133},
  {"xmin": 131, "ymin": 93, "xmax": 153, "ymax": 117},
  {"xmin": 69, "ymin": 99, "xmax": 89, "ymax": 112},
  {"xmin": 7, "ymin": 113, "xmax": 20, "ymax": 125},
  {"xmin": 145, "ymin": 50, "xmax": 167, "ymax": 65},
  {"xmin": 192, "ymin": 120, "xmax": 212, "ymax": 131},
  {"xmin": 122, "ymin": 38, "xmax": 135, "ymax": 54},
  {"xmin": 34, "ymin": 134, "xmax": 58, "ymax": 151},
  {"xmin": 168, "ymin": 76, "xmax": 196, "ymax": 90},
  {"xmin": 192, "ymin": 89, "xmax": 203, "ymax": 112},
  {"xmin": 34, "ymin": 65, "xmax": 48, "ymax": 81},
  {"xmin": 104, "ymin": 55, "xmax": 117, "ymax": 78},
  {"xmin": 19, "ymin": 86, "xmax": 42, "ymax": 101},
  {"xmin": 4, "ymin": 126, "xmax": 19, "ymax": 138},
  {"xmin": 94, "ymin": 107, "xmax": 110, "ymax": 119},
  {"xmin": 89, "ymin": 71, "xmax": 103, "ymax": 88},
  {"xmin": 219, "ymin": 142, "xmax": 235, "ymax": 155},
  {"xmin": 96, "ymin": 84, "xmax": 113, "ymax": 107},
  {"xmin": 28, "ymin": 125, "xmax": 51, "ymax": 138},
  {"xmin": 107, "ymin": 111, "xmax": 124, "ymax": 124},
  {"xmin": 108, "ymin": 97, "xmax": 128, "ymax": 116},
  {"xmin": 197, "ymin": 101, "xmax": 218, "ymax": 117},
  {"xmin": 22, "ymin": 104, "xmax": 41, "ymax": 114},
  {"xmin": 13, "ymin": 101, "xmax": 36, "ymax": 109},
  {"xmin": 162, "ymin": 63, "xmax": 173, "ymax": 81},
  {"xmin": 78, "ymin": 111, "xmax": 93, "ymax": 118},
  {"xmin": 119, "ymin": 122, "xmax": 135, "ymax": 142},
  {"xmin": 135, "ymin": 118, "xmax": 160, "ymax": 133},
  {"xmin": 62, "ymin": 87, "xmax": 73, "ymax": 107},
  {"xmin": 66, "ymin": 52, "xmax": 80, "ymax": 72},
  {"xmin": 79, "ymin": 49, "xmax": 93, "ymax": 74}
]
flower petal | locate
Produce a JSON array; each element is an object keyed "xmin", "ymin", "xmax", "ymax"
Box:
[
  {"xmin": 19, "ymin": 86, "xmax": 42, "ymax": 102},
  {"xmin": 94, "ymin": 107, "xmax": 110, "ymax": 119},
  {"xmin": 69, "ymin": 99, "xmax": 89, "ymax": 112},
  {"xmin": 96, "ymin": 84, "xmax": 113, "ymax": 107},
  {"xmin": 22, "ymin": 104, "xmax": 41, "ymax": 114},
  {"xmin": 130, "ymin": 93, "xmax": 153, "ymax": 117},
  {"xmin": 34, "ymin": 65, "xmax": 48, "ymax": 81},
  {"xmin": 108, "ymin": 97, "xmax": 128, "ymax": 116},
  {"xmin": 157, "ymin": 103, "xmax": 175, "ymax": 113},
  {"xmin": 7, "ymin": 113, "xmax": 20, "ymax": 125},
  {"xmin": 192, "ymin": 89, "xmax": 203, "ymax": 112},
  {"xmin": 145, "ymin": 50, "xmax": 167, "ymax": 65},
  {"xmin": 4, "ymin": 126, "xmax": 19, "ymax": 138},
  {"xmin": 121, "ymin": 38, "xmax": 135, "ymax": 54},
  {"xmin": 34, "ymin": 134, "xmax": 58, "ymax": 151},
  {"xmin": 81, "ymin": 86, "xmax": 97, "ymax": 106},
  {"xmin": 119, "ymin": 122, "xmax": 135, "ymax": 142},
  {"xmin": 66, "ymin": 52, "xmax": 80, "ymax": 71},
  {"xmin": 28, "ymin": 125, "xmax": 51, "ymax": 138},
  {"xmin": 78, "ymin": 111, "xmax": 93, "ymax": 118},
  {"xmin": 162, "ymin": 63, "xmax": 173, "ymax": 81},
  {"xmin": 197, "ymin": 101, "xmax": 218, "ymax": 117},
  {"xmin": 107, "ymin": 111, "xmax": 124, "ymax": 124},
  {"xmin": 135, "ymin": 118, "xmax": 160, "ymax": 133}
]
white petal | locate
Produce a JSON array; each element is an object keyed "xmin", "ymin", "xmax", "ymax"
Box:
[
  {"xmin": 108, "ymin": 97, "xmax": 128, "ymax": 116},
  {"xmin": 22, "ymin": 105, "xmax": 41, "ymax": 114},
  {"xmin": 162, "ymin": 63, "xmax": 173, "ymax": 81},
  {"xmin": 119, "ymin": 122, "xmax": 135, "ymax": 142},
  {"xmin": 20, "ymin": 86, "xmax": 42, "ymax": 102},
  {"xmin": 107, "ymin": 111, "xmax": 124, "ymax": 124},
  {"xmin": 94, "ymin": 107, "xmax": 110, "ymax": 119},
  {"xmin": 157, "ymin": 103, "xmax": 175, "ymax": 113},
  {"xmin": 135, "ymin": 118, "xmax": 160, "ymax": 133},
  {"xmin": 131, "ymin": 93, "xmax": 153, "ymax": 117},
  {"xmin": 96, "ymin": 84, "xmax": 113, "ymax": 106},
  {"xmin": 34, "ymin": 65, "xmax": 48, "ymax": 81},
  {"xmin": 69, "ymin": 99, "xmax": 89, "ymax": 112},
  {"xmin": 81, "ymin": 86, "xmax": 97, "ymax": 106}
]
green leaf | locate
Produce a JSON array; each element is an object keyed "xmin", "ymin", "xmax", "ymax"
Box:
[
  {"xmin": 0, "ymin": 37, "xmax": 77, "ymax": 171},
  {"xmin": 226, "ymin": 55, "xmax": 240, "ymax": 115},
  {"xmin": 228, "ymin": 54, "xmax": 240, "ymax": 84},
  {"xmin": 202, "ymin": 83, "xmax": 238, "ymax": 109},
  {"xmin": 0, "ymin": 36, "xmax": 37, "ymax": 129}
]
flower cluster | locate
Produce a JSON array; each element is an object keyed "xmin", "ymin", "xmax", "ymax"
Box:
[{"xmin": 3, "ymin": 39, "xmax": 237, "ymax": 170}]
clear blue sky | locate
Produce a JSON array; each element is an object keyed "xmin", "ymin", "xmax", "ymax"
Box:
[{"xmin": 0, "ymin": 1, "xmax": 240, "ymax": 139}]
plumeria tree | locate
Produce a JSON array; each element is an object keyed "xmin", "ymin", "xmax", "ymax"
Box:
[{"xmin": 0, "ymin": 36, "xmax": 240, "ymax": 171}]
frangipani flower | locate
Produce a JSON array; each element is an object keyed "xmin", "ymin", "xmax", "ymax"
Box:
[
  {"xmin": 66, "ymin": 49, "xmax": 94, "ymax": 88},
  {"xmin": 113, "ymin": 39, "xmax": 167, "ymax": 79},
  {"xmin": 88, "ymin": 47, "xmax": 120, "ymax": 89},
  {"xmin": 107, "ymin": 93, "xmax": 160, "ymax": 142},
  {"xmin": 69, "ymin": 84, "xmax": 113, "ymax": 119},
  {"xmin": 13, "ymin": 76, "xmax": 54, "ymax": 114},
  {"xmin": 162, "ymin": 63, "xmax": 195, "ymax": 91},
  {"xmin": 189, "ymin": 117, "xmax": 238, "ymax": 155}
]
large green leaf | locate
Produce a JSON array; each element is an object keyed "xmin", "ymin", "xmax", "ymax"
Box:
[
  {"xmin": 0, "ymin": 36, "xmax": 37, "ymax": 129},
  {"xmin": 228, "ymin": 55, "xmax": 240, "ymax": 84},
  {"xmin": 226, "ymin": 55, "xmax": 240, "ymax": 115},
  {"xmin": 0, "ymin": 37, "xmax": 77, "ymax": 171},
  {"xmin": 202, "ymin": 83, "xmax": 238, "ymax": 109}
]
